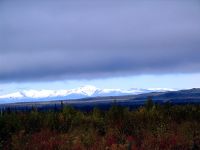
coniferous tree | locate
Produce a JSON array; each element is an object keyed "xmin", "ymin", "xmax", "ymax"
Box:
[{"xmin": 145, "ymin": 96, "xmax": 154, "ymax": 111}]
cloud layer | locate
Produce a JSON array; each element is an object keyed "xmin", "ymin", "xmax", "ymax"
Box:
[{"xmin": 0, "ymin": 0, "xmax": 200, "ymax": 82}]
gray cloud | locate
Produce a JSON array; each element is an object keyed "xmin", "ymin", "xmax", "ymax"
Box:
[{"xmin": 0, "ymin": 0, "xmax": 200, "ymax": 82}]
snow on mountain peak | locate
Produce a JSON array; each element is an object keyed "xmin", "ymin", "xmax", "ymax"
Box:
[
  {"xmin": 0, "ymin": 92, "xmax": 24, "ymax": 99},
  {"xmin": 21, "ymin": 89, "xmax": 57, "ymax": 98},
  {"xmin": 75, "ymin": 85, "xmax": 99, "ymax": 96},
  {"xmin": 0, "ymin": 85, "xmax": 176, "ymax": 103},
  {"xmin": 78, "ymin": 85, "xmax": 98, "ymax": 91}
]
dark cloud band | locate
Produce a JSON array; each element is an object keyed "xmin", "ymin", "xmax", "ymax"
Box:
[{"xmin": 0, "ymin": 0, "xmax": 200, "ymax": 82}]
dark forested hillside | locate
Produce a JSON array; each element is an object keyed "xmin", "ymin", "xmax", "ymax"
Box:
[{"xmin": 0, "ymin": 100, "xmax": 199, "ymax": 150}]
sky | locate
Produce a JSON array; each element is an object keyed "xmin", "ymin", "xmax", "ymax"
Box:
[{"xmin": 0, "ymin": 0, "xmax": 200, "ymax": 94}]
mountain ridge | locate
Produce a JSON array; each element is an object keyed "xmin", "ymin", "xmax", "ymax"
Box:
[
  {"xmin": 0, "ymin": 85, "xmax": 175, "ymax": 104},
  {"xmin": 0, "ymin": 88, "xmax": 200, "ymax": 111}
]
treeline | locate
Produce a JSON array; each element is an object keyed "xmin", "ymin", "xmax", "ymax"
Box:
[{"xmin": 0, "ymin": 99, "xmax": 200, "ymax": 150}]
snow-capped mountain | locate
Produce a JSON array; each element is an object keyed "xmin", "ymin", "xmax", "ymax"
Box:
[{"xmin": 0, "ymin": 85, "xmax": 175, "ymax": 104}]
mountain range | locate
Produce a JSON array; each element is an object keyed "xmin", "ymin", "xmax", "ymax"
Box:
[
  {"xmin": 0, "ymin": 85, "xmax": 175, "ymax": 104},
  {"xmin": 1, "ymin": 88, "xmax": 200, "ymax": 111}
]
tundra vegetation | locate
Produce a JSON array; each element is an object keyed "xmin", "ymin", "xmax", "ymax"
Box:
[{"xmin": 0, "ymin": 99, "xmax": 200, "ymax": 150}]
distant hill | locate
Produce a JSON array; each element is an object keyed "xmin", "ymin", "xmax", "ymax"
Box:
[
  {"xmin": 0, "ymin": 85, "xmax": 174, "ymax": 104},
  {"xmin": 0, "ymin": 88, "xmax": 199, "ymax": 111}
]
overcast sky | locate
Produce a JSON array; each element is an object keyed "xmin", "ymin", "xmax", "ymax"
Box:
[{"xmin": 0, "ymin": 0, "xmax": 200, "ymax": 92}]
